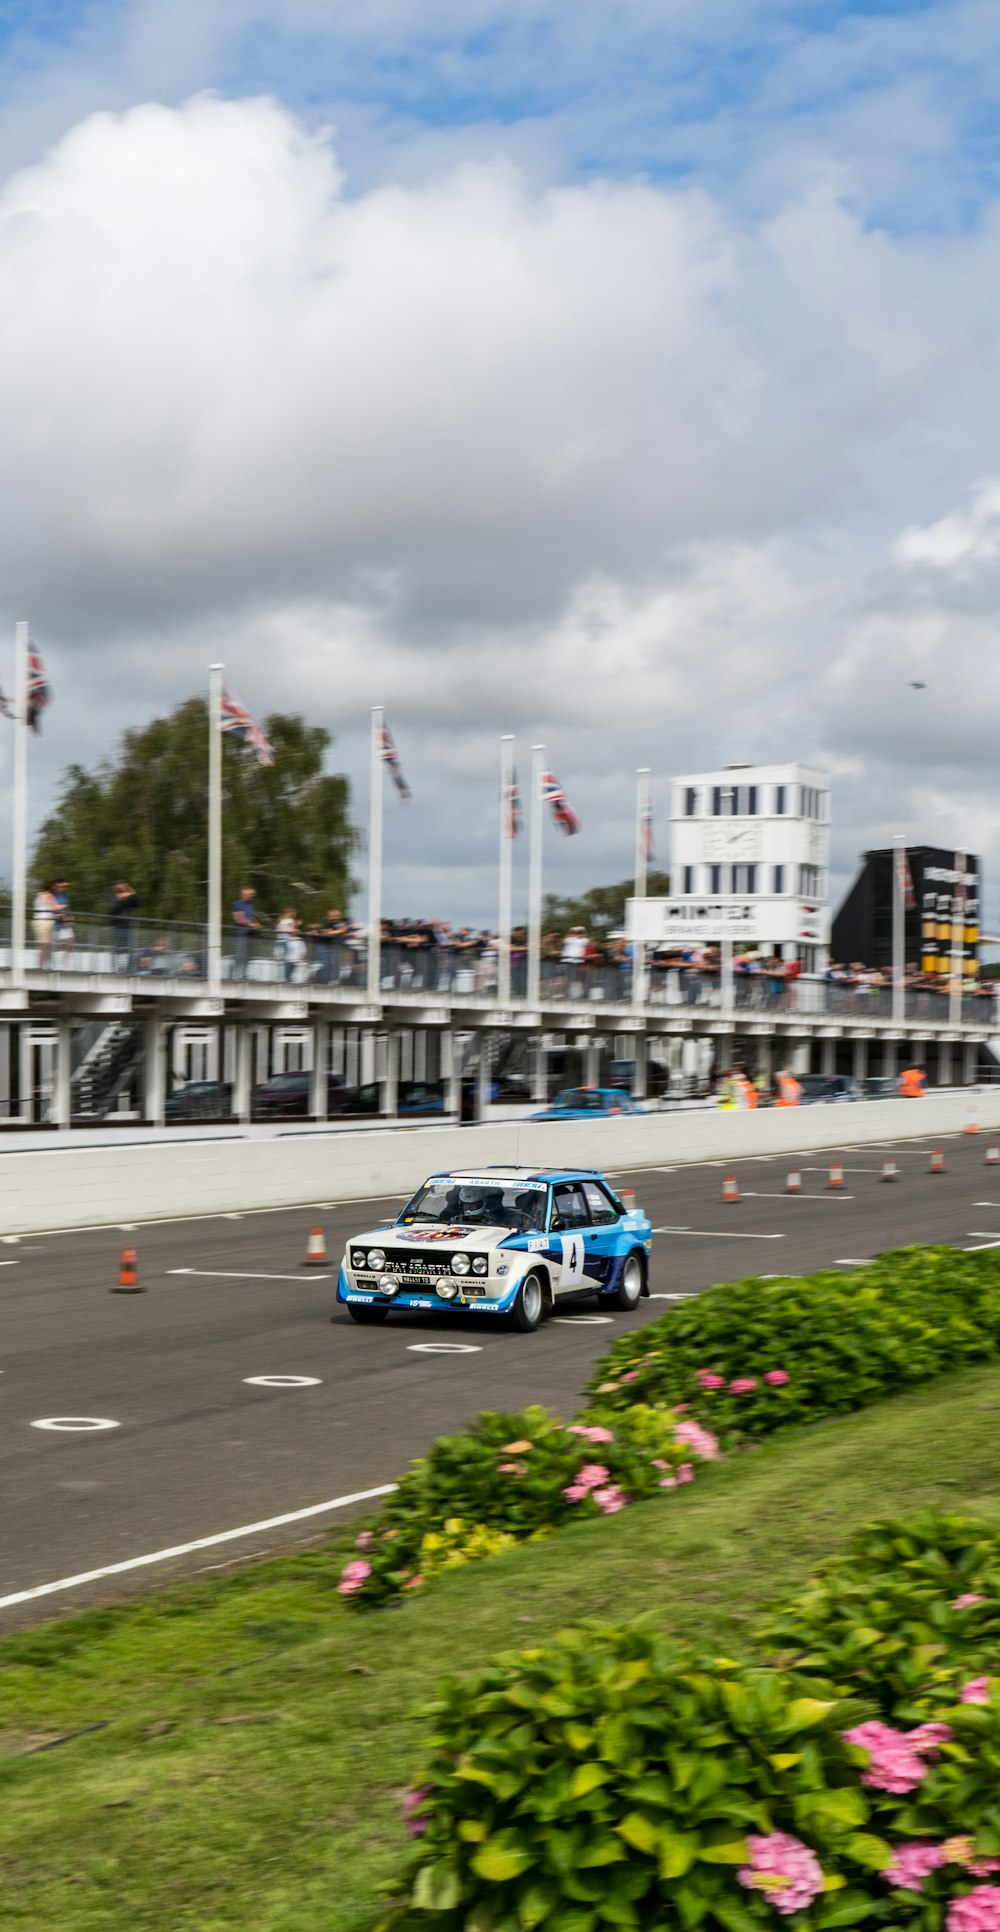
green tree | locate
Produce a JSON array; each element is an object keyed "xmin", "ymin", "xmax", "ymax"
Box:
[
  {"xmin": 542, "ymin": 868, "xmax": 671, "ymax": 938},
  {"xmin": 31, "ymin": 699, "xmax": 358, "ymax": 927}
]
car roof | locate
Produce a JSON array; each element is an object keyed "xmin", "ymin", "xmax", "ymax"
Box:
[{"xmin": 425, "ymin": 1166, "xmax": 608, "ymax": 1186}]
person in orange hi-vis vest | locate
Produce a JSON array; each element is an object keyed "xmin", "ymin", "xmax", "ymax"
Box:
[
  {"xmin": 739, "ymin": 1074, "xmax": 758, "ymax": 1109},
  {"xmin": 775, "ymin": 1070, "xmax": 801, "ymax": 1107},
  {"xmin": 899, "ymin": 1063, "xmax": 926, "ymax": 1098}
]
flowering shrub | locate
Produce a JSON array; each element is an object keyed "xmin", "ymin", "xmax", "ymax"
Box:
[
  {"xmin": 757, "ymin": 1514, "xmax": 1000, "ymax": 1718},
  {"xmin": 588, "ymin": 1245, "xmax": 1000, "ymax": 1446},
  {"xmin": 380, "ymin": 1609, "xmax": 1000, "ymax": 1929},
  {"xmin": 340, "ymin": 1403, "xmax": 709, "ymax": 1609}
]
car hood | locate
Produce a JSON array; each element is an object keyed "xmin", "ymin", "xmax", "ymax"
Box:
[{"xmin": 349, "ymin": 1222, "xmax": 523, "ymax": 1254}]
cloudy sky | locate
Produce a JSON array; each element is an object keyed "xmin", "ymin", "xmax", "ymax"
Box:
[{"xmin": 2, "ymin": 0, "xmax": 1000, "ymax": 927}]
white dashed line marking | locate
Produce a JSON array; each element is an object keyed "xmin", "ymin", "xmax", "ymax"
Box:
[
  {"xmin": 407, "ymin": 1342, "xmax": 482, "ymax": 1355},
  {"xmin": 653, "ymin": 1227, "xmax": 785, "ymax": 1241},
  {"xmin": 551, "ymin": 1314, "xmax": 613, "ymax": 1325},
  {"xmin": 31, "ymin": 1417, "xmax": 120, "ymax": 1433},
  {"xmin": 167, "ymin": 1269, "xmax": 330, "ymax": 1283},
  {"xmin": 0, "ymin": 1483, "xmax": 397, "ymax": 1612},
  {"xmin": 740, "ymin": 1191, "xmax": 854, "ymax": 1200},
  {"xmin": 244, "ymin": 1375, "xmax": 322, "ymax": 1388},
  {"xmin": 835, "ymin": 1258, "xmax": 872, "ymax": 1266}
]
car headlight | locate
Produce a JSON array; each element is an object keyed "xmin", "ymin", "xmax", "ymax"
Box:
[
  {"xmin": 437, "ymin": 1279, "xmax": 458, "ymax": 1299},
  {"xmin": 472, "ymin": 1256, "xmax": 488, "ymax": 1275},
  {"xmin": 367, "ymin": 1248, "xmax": 385, "ymax": 1271},
  {"xmin": 378, "ymin": 1275, "xmax": 400, "ymax": 1297},
  {"xmin": 351, "ymin": 1251, "xmax": 367, "ymax": 1270},
  {"xmin": 450, "ymin": 1253, "xmax": 470, "ymax": 1276}
]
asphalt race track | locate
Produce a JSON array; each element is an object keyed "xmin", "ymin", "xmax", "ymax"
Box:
[{"xmin": 2, "ymin": 1123, "xmax": 999, "ymax": 1626}]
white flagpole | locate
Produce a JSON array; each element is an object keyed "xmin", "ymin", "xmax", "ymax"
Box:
[
  {"xmin": 367, "ymin": 705, "xmax": 384, "ymax": 1002},
  {"xmin": 498, "ymin": 735, "xmax": 514, "ymax": 1005},
  {"xmin": 527, "ymin": 744, "xmax": 544, "ymax": 1008},
  {"xmin": 950, "ymin": 850, "xmax": 965, "ymax": 1028},
  {"xmin": 632, "ymin": 767, "xmax": 650, "ymax": 1008},
  {"xmin": 11, "ymin": 621, "xmax": 28, "ymax": 976},
  {"xmin": 208, "ymin": 664, "xmax": 223, "ymax": 991},
  {"xmin": 892, "ymin": 834, "xmax": 905, "ymax": 1028}
]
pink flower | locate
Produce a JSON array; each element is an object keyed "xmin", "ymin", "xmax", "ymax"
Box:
[
  {"xmin": 621, "ymin": 1370, "xmax": 640, "ymax": 1384},
  {"xmin": 650, "ymin": 1458, "xmax": 671, "ymax": 1470},
  {"xmin": 659, "ymin": 1476, "xmax": 677, "ymax": 1489},
  {"xmin": 403, "ymin": 1574, "xmax": 425, "ymax": 1590},
  {"xmin": 567, "ymin": 1424, "xmax": 616, "ymax": 1444},
  {"xmin": 675, "ymin": 1419, "xmax": 720, "ymax": 1461},
  {"xmin": 738, "ymin": 1833, "xmax": 824, "ymax": 1916},
  {"xmin": 730, "ymin": 1377, "xmax": 758, "ymax": 1394},
  {"xmin": 402, "ymin": 1786, "xmax": 433, "ymax": 1839},
  {"xmin": 764, "ymin": 1369, "xmax": 790, "ymax": 1386},
  {"xmin": 948, "ymin": 1887, "xmax": 1000, "ymax": 1931},
  {"xmin": 563, "ymin": 1483, "xmax": 589, "ymax": 1502},
  {"xmin": 882, "ymin": 1843, "xmax": 946, "ymax": 1893},
  {"xmin": 501, "ymin": 1439, "xmax": 533, "ymax": 1453},
  {"xmin": 675, "ymin": 1463, "xmax": 695, "ymax": 1484},
  {"xmin": 576, "ymin": 1463, "xmax": 610, "ymax": 1489},
  {"xmin": 674, "ymin": 1402, "xmax": 689, "ymax": 1413},
  {"xmin": 696, "ymin": 1371, "xmax": 725, "ymax": 1389},
  {"xmin": 972, "ymin": 1865, "xmax": 1000, "ymax": 1881},
  {"xmin": 356, "ymin": 1531, "xmax": 375, "ymax": 1553},
  {"xmin": 961, "ymin": 1678, "xmax": 991, "ymax": 1706},
  {"xmin": 592, "ymin": 1484, "xmax": 628, "ymax": 1514},
  {"xmin": 498, "ymin": 1461, "xmax": 527, "ymax": 1475},
  {"xmin": 952, "ymin": 1594, "xmax": 986, "ymax": 1610},
  {"xmin": 336, "ymin": 1558, "xmax": 372, "ymax": 1596},
  {"xmin": 843, "ymin": 1720, "xmax": 951, "ymax": 1794}
]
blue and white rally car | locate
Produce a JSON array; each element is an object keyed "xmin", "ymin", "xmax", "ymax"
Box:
[{"xmin": 336, "ymin": 1167, "xmax": 653, "ymax": 1332}]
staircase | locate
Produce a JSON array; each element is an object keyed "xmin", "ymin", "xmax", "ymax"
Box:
[{"xmin": 72, "ymin": 1023, "xmax": 145, "ymax": 1121}]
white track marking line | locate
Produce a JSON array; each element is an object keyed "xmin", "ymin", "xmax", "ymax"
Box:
[
  {"xmin": 653, "ymin": 1226, "xmax": 785, "ymax": 1241},
  {"xmin": 407, "ymin": 1342, "xmax": 481, "ymax": 1354},
  {"xmin": 966, "ymin": 1232, "xmax": 1000, "ymax": 1239},
  {"xmin": 835, "ymin": 1258, "xmax": 872, "ymax": 1266},
  {"xmin": 244, "ymin": 1375, "xmax": 322, "ymax": 1388},
  {"xmin": 551, "ymin": 1314, "xmax": 613, "ymax": 1325},
  {"xmin": 31, "ymin": 1417, "xmax": 120, "ymax": 1432},
  {"xmin": 972, "ymin": 1202, "xmax": 1000, "ymax": 1208},
  {"xmin": 167, "ymin": 1268, "xmax": 330, "ymax": 1283},
  {"xmin": 0, "ymin": 1260, "xmax": 19, "ymax": 1268},
  {"xmin": 965, "ymin": 1240, "xmax": 1000, "ymax": 1251},
  {"xmin": 649, "ymin": 1291, "xmax": 699, "ymax": 1299},
  {"xmin": 740, "ymin": 1191, "xmax": 854, "ymax": 1200},
  {"xmin": 4, "ymin": 1195, "xmax": 406, "ymax": 1241},
  {"xmin": 0, "ymin": 1483, "xmax": 398, "ymax": 1613}
]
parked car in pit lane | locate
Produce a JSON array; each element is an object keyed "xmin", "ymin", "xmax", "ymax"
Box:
[
  {"xmin": 528, "ymin": 1087, "xmax": 647, "ymax": 1121},
  {"xmin": 336, "ymin": 1167, "xmax": 653, "ymax": 1332},
  {"xmin": 797, "ymin": 1074, "xmax": 861, "ymax": 1105}
]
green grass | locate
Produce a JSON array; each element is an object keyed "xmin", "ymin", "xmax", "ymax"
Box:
[{"xmin": 2, "ymin": 1367, "xmax": 1000, "ymax": 1931}]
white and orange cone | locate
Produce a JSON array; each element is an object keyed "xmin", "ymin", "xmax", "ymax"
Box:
[
  {"xmin": 929, "ymin": 1148, "xmax": 945, "ymax": 1174},
  {"xmin": 721, "ymin": 1175, "xmax": 739, "ymax": 1204},
  {"xmin": 112, "ymin": 1246, "xmax": 143, "ymax": 1293},
  {"xmin": 882, "ymin": 1158, "xmax": 898, "ymax": 1182},
  {"xmin": 303, "ymin": 1226, "xmax": 328, "ymax": 1266},
  {"xmin": 828, "ymin": 1163, "xmax": 845, "ymax": 1190},
  {"xmin": 785, "ymin": 1169, "xmax": 802, "ymax": 1194}
]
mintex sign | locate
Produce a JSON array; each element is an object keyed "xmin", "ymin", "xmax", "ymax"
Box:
[{"xmin": 626, "ymin": 898, "xmax": 764, "ymax": 944}]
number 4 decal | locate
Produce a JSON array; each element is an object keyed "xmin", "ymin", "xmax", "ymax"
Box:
[{"xmin": 559, "ymin": 1233, "xmax": 586, "ymax": 1287}]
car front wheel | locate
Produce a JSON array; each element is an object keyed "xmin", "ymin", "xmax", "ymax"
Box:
[
  {"xmin": 611, "ymin": 1253, "xmax": 644, "ymax": 1312},
  {"xmin": 345, "ymin": 1303, "xmax": 390, "ymax": 1325},
  {"xmin": 509, "ymin": 1272, "xmax": 544, "ymax": 1333}
]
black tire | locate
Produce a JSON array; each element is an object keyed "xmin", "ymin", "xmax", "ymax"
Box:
[
  {"xmin": 610, "ymin": 1252, "xmax": 644, "ymax": 1313},
  {"xmin": 509, "ymin": 1271, "xmax": 545, "ymax": 1333},
  {"xmin": 345, "ymin": 1302, "xmax": 390, "ymax": 1324}
]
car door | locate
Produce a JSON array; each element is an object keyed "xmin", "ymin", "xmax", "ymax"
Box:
[
  {"xmin": 581, "ymin": 1179, "xmax": 623, "ymax": 1284},
  {"xmin": 548, "ymin": 1182, "xmax": 593, "ymax": 1295}
]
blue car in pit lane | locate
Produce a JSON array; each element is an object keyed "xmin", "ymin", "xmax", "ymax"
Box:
[
  {"xmin": 336, "ymin": 1166, "xmax": 654, "ymax": 1333},
  {"xmin": 528, "ymin": 1087, "xmax": 647, "ymax": 1121}
]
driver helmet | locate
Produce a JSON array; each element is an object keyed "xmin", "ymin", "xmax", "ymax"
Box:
[{"xmin": 458, "ymin": 1186, "xmax": 502, "ymax": 1222}]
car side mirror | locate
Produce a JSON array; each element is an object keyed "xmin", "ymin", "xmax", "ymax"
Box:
[{"xmin": 551, "ymin": 1216, "xmax": 565, "ymax": 1232}]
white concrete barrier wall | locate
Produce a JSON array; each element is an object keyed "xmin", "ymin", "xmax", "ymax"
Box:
[{"xmin": 0, "ymin": 1091, "xmax": 992, "ymax": 1233}]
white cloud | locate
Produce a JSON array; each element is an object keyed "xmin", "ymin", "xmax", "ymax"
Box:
[{"xmin": 895, "ymin": 480, "xmax": 1000, "ymax": 572}]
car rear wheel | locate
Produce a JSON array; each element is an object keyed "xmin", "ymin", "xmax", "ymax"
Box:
[
  {"xmin": 509, "ymin": 1272, "xmax": 544, "ymax": 1333},
  {"xmin": 345, "ymin": 1303, "xmax": 390, "ymax": 1324},
  {"xmin": 611, "ymin": 1253, "xmax": 644, "ymax": 1312}
]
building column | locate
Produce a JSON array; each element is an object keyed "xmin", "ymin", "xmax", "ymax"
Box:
[
  {"xmin": 852, "ymin": 1037, "xmax": 868, "ymax": 1086},
  {"xmin": 531, "ymin": 1035, "xmax": 547, "ymax": 1104},
  {"xmin": 965, "ymin": 1040, "xmax": 978, "ymax": 1088},
  {"xmin": 233, "ymin": 1020, "xmax": 252, "ymax": 1128},
  {"xmin": 821, "ymin": 1037, "xmax": 836, "ymax": 1076},
  {"xmin": 585, "ymin": 1038, "xmax": 601, "ymax": 1088},
  {"xmin": 477, "ymin": 1031, "xmax": 492, "ymax": 1118},
  {"xmin": 383, "ymin": 1030, "xmax": 398, "ymax": 1118},
  {"xmin": 633, "ymin": 1032, "xmax": 648, "ymax": 1101},
  {"xmin": 937, "ymin": 1040, "xmax": 952, "ymax": 1089},
  {"xmin": 51, "ymin": 1021, "xmax": 72, "ymax": 1128},
  {"xmin": 310, "ymin": 1021, "xmax": 329, "ymax": 1121},
  {"xmin": 443, "ymin": 1030, "xmax": 461, "ymax": 1118},
  {"xmin": 757, "ymin": 1033, "xmax": 773, "ymax": 1093},
  {"xmin": 143, "ymin": 1016, "xmax": 165, "ymax": 1126},
  {"xmin": 883, "ymin": 1037, "xmax": 899, "ymax": 1084}
]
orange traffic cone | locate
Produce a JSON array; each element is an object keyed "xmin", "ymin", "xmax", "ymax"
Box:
[
  {"xmin": 986, "ymin": 1143, "xmax": 1000, "ymax": 1167},
  {"xmin": 965, "ymin": 1098, "xmax": 980, "ymax": 1135},
  {"xmin": 882, "ymin": 1158, "xmax": 898, "ymax": 1182},
  {"xmin": 828, "ymin": 1163, "xmax": 845, "ymax": 1190},
  {"xmin": 113, "ymin": 1246, "xmax": 143, "ymax": 1293},
  {"xmin": 929, "ymin": 1148, "xmax": 945, "ymax": 1174},
  {"xmin": 785, "ymin": 1169, "xmax": 802, "ymax": 1194},
  {"xmin": 620, "ymin": 1189, "xmax": 637, "ymax": 1214},
  {"xmin": 303, "ymin": 1225, "xmax": 328, "ymax": 1267},
  {"xmin": 721, "ymin": 1175, "xmax": 739, "ymax": 1204}
]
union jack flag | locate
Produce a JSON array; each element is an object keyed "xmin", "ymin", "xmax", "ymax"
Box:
[
  {"xmin": 505, "ymin": 769, "xmax": 523, "ymax": 840},
  {"xmin": 0, "ymin": 684, "xmax": 13, "ymax": 721},
  {"xmin": 26, "ymin": 644, "xmax": 50, "ymax": 734},
  {"xmin": 895, "ymin": 845, "xmax": 914, "ymax": 911},
  {"xmin": 381, "ymin": 723, "xmax": 411, "ymax": 800},
  {"xmin": 220, "ymin": 685, "xmax": 275, "ymax": 766},
  {"xmin": 542, "ymin": 768, "xmax": 579, "ymax": 836},
  {"xmin": 642, "ymin": 796, "xmax": 655, "ymax": 865}
]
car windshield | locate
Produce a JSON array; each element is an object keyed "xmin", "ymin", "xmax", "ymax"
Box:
[
  {"xmin": 550, "ymin": 1089, "xmax": 604, "ymax": 1110},
  {"xmin": 398, "ymin": 1180, "xmax": 547, "ymax": 1231},
  {"xmin": 264, "ymin": 1073, "xmax": 307, "ymax": 1089}
]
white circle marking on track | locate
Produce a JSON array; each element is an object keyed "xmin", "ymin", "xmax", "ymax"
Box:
[
  {"xmin": 32, "ymin": 1417, "xmax": 120, "ymax": 1433},
  {"xmin": 551, "ymin": 1315, "xmax": 614, "ymax": 1325},
  {"xmin": 243, "ymin": 1375, "xmax": 322, "ymax": 1388},
  {"xmin": 407, "ymin": 1342, "xmax": 482, "ymax": 1355}
]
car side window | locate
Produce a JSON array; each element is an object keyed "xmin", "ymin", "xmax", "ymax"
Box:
[
  {"xmin": 550, "ymin": 1184, "xmax": 590, "ymax": 1230},
  {"xmin": 582, "ymin": 1180, "xmax": 618, "ymax": 1225}
]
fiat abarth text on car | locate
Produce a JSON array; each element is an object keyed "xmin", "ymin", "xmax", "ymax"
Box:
[{"xmin": 336, "ymin": 1167, "xmax": 654, "ymax": 1332}]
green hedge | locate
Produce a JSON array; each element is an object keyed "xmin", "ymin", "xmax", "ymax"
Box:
[
  {"xmin": 587, "ymin": 1248, "xmax": 1000, "ymax": 1445},
  {"xmin": 338, "ymin": 1403, "xmax": 708, "ymax": 1610},
  {"xmin": 384, "ymin": 1514, "xmax": 1000, "ymax": 1930}
]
